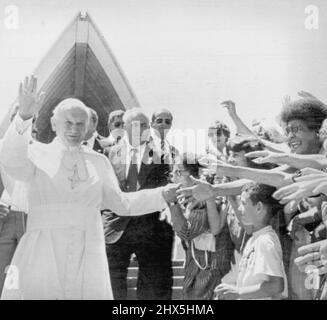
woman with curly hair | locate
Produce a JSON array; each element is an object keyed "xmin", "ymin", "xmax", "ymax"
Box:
[{"xmin": 280, "ymin": 98, "xmax": 327, "ymax": 155}]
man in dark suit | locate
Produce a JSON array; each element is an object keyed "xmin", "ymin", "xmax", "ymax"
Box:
[
  {"xmin": 150, "ymin": 108, "xmax": 179, "ymax": 165},
  {"xmin": 103, "ymin": 108, "xmax": 174, "ymax": 300},
  {"xmin": 101, "ymin": 110, "xmax": 126, "ymax": 148}
]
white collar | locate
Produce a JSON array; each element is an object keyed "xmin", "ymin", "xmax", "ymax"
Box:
[
  {"xmin": 28, "ymin": 136, "xmax": 88, "ymax": 178},
  {"xmin": 150, "ymin": 129, "xmax": 169, "ymax": 149},
  {"xmin": 252, "ymin": 225, "xmax": 273, "ymax": 238}
]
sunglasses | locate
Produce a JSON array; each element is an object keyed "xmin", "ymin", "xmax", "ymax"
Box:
[
  {"xmin": 155, "ymin": 118, "xmax": 172, "ymax": 125},
  {"xmin": 113, "ymin": 121, "xmax": 124, "ymax": 128},
  {"xmin": 284, "ymin": 125, "xmax": 305, "ymax": 136}
]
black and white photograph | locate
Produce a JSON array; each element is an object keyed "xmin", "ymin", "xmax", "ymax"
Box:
[{"xmin": 0, "ymin": 0, "xmax": 326, "ymax": 302}]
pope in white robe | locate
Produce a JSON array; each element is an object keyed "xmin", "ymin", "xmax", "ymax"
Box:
[{"xmin": 0, "ymin": 76, "xmax": 172, "ymax": 300}]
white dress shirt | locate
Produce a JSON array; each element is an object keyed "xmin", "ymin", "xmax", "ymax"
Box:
[{"xmin": 125, "ymin": 140, "xmax": 147, "ymax": 178}]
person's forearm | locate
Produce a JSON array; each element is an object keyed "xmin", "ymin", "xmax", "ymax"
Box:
[
  {"xmin": 222, "ymin": 166, "xmax": 291, "ymax": 188},
  {"xmin": 230, "ymin": 114, "xmax": 256, "ymax": 137},
  {"xmin": 212, "ymin": 179, "xmax": 251, "ymax": 196},
  {"xmin": 169, "ymin": 204, "xmax": 187, "ymax": 232},
  {"xmin": 238, "ymin": 279, "xmax": 283, "ymax": 300},
  {"xmin": 206, "ymin": 198, "xmax": 222, "ymax": 235},
  {"xmin": 277, "ymin": 154, "xmax": 327, "ymax": 170}
]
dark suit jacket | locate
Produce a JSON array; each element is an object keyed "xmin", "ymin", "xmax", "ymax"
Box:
[
  {"xmin": 92, "ymin": 134, "xmax": 109, "ymax": 156},
  {"xmin": 103, "ymin": 140, "xmax": 171, "ymax": 244}
]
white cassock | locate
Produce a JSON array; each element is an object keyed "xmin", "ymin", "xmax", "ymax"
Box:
[{"xmin": 0, "ymin": 115, "xmax": 167, "ymax": 300}]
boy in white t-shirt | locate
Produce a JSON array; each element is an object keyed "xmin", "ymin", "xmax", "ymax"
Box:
[{"xmin": 215, "ymin": 182, "xmax": 288, "ymax": 300}]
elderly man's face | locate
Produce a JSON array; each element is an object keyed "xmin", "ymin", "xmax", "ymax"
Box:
[
  {"xmin": 151, "ymin": 112, "xmax": 172, "ymax": 140},
  {"xmin": 125, "ymin": 114, "xmax": 150, "ymax": 146},
  {"xmin": 52, "ymin": 108, "xmax": 89, "ymax": 146}
]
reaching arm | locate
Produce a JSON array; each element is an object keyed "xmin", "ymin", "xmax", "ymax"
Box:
[
  {"xmin": 246, "ymin": 150, "xmax": 327, "ymax": 170},
  {"xmin": 212, "ymin": 178, "xmax": 252, "ymax": 197},
  {"xmin": 102, "ymin": 157, "xmax": 170, "ymax": 216},
  {"xmin": 221, "ymin": 100, "xmax": 257, "ymax": 137},
  {"xmin": 206, "ymin": 198, "xmax": 225, "ymax": 235},
  {"xmin": 222, "ymin": 100, "xmax": 288, "ymax": 152},
  {"xmin": 168, "ymin": 203, "xmax": 187, "ymax": 233},
  {"xmin": 216, "ymin": 164, "xmax": 292, "ymax": 188}
]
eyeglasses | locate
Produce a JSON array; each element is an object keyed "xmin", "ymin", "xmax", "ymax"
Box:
[
  {"xmin": 284, "ymin": 125, "xmax": 305, "ymax": 136},
  {"xmin": 155, "ymin": 118, "xmax": 172, "ymax": 125},
  {"xmin": 113, "ymin": 121, "xmax": 124, "ymax": 128}
]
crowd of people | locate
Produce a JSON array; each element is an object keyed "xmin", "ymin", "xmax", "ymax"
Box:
[{"xmin": 0, "ymin": 75, "xmax": 326, "ymax": 300}]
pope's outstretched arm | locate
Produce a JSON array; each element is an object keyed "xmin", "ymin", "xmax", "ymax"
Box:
[{"xmin": 101, "ymin": 157, "xmax": 173, "ymax": 216}]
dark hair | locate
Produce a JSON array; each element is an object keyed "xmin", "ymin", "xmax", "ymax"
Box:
[
  {"xmin": 280, "ymin": 99, "xmax": 327, "ymax": 132},
  {"xmin": 208, "ymin": 121, "xmax": 230, "ymax": 139},
  {"xmin": 178, "ymin": 153, "xmax": 204, "ymax": 179},
  {"xmin": 227, "ymin": 136, "xmax": 273, "ymax": 169},
  {"xmin": 242, "ymin": 182, "xmax": 283, "ymax": 220}
]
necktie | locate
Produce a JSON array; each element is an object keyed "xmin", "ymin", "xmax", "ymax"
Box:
[
  {"xmin": 126, "ymin": 148, "xmax": 138, "ymax": 192},
  {"xmin": 160, "ymin": 139, "xmax": 165, "ymax": 163}
]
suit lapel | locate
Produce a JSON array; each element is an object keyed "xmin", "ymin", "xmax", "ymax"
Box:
[{"xmin": 110, "ymin": 144, "xmax": 128, "ymax": 188}]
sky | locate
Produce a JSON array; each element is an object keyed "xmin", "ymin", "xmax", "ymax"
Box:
[{"xmin": 0, "ymin": 0, "xmax": 326, "ymax": 152}]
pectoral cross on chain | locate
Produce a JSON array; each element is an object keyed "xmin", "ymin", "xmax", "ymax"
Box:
[{"xmin": 68, "ymin": 164, "xmax": 82, "ymax": 189}]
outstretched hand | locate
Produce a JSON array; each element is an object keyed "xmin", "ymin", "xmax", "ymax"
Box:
[
  {"xmin": 273, "ymin": 177, "xmax": 327, "ymax": 204},
  {"xmin": 18, "ymin": 75, "xmax": 45, "ymax": 121},
  {"xmin": 162, "ymin": 183, "xmax": 181, "ymax": 203},
  {"xmin": 245, "ymin": 150, "xmax": 283, "ymax": 165},
  {"xmin": 198, "ymin": 156, "xmax": 232, "ymax": 177},
  {"xmin": 294, "ymin": 239, "xmax": 327, "ymax": 275},
  {"xmin": 177, "ymin": 176, "xmax": 217, "ymax": 203}
]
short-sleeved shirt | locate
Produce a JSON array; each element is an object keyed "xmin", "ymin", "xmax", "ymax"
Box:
[{"xmin": 236, "ymin": 225, "xmax": 288, "ymax": 300}]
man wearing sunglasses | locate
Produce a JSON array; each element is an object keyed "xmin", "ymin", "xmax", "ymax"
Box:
[
  {"xmin": 103, "ymin": 109, "xmax": 125, "ymax": 148},
  {"xmin": 150, "ymin": 109, "xmax": 178, "ymax": 165}
]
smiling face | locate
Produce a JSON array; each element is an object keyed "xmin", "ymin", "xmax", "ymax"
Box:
[
  {"xmin": 285, "ymin": 119, "xmax": 320, "ymax": 154},
  {"xmin": 51, "ymin": 107, "xmax": 89, "ymax": 147},
  {"xmin": 151, "ymin": 111, "xmax": 173, "ymax": 140}
]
